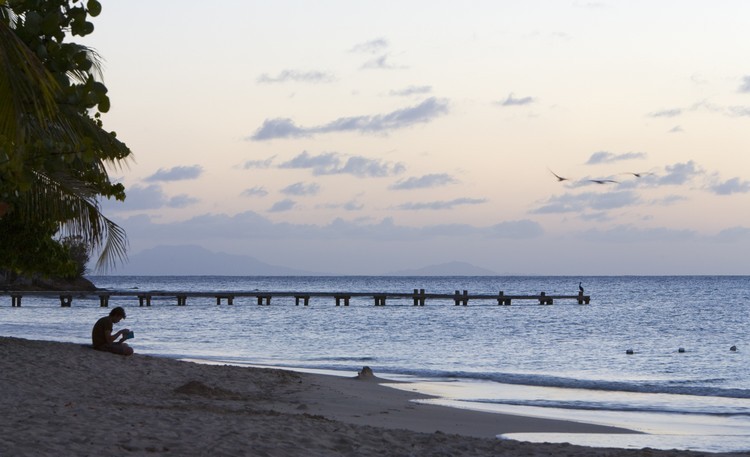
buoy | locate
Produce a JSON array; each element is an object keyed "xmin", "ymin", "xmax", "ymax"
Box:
[
  {"xmin": 626, "ymin": 349, "xmax": 634, "ymax": 355},
  {"xmin": 678, "ymin": 347, "xmax": 685, "ymax": 353},
  {"xmin": 730, "ymin": 345, "xmax": 737, "ymax": 352}
]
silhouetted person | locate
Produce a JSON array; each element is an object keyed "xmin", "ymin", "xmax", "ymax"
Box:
[{"xmin": 92, "ymin": 306, "xmax": 134, "ymax": 356}]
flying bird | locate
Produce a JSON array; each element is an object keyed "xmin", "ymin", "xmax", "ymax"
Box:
[
  {"xmin": 589, "ymin": 179, "xmax": 619, "ymax": 185},
  {"xmin": 549, "ymin": 169, "xmax": 569, "ymax": 182},
  {"xmin": 624, "ymin": 172, "xmax": 655, "ymax": 178}
]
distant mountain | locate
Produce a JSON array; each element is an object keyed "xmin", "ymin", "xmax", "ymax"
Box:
[
  {"xmin": 110, "ymin": 245, "xmax": 319, "ymax": 276},
  {"xmin": 384, "ymin": 261, "xmax": 498, "ymax": 276}
]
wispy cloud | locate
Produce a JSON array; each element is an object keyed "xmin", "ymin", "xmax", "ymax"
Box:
[
  {"xmin": 709, "ymin": 177, "xmax": 750, "ymax": 195},
  {"xmin": 350, "ymin": 38, "xmax": 388, "ymax": 54},
  {"xmin": 145, "ymin": 165, "xmax": 203, "ymax": 182},
  {"xmin": 167, "ymin": 194, "xmax": 199, "ymax": 208},
  {"xmin": 390, "ymin": 173, "xmax": 457, "ymax": 190},
  {"xmin": 648, "ymin": 108, "xmax": 682, "ymax": 118},
  {"xmin": 268, "ymin": 199, "xmax": 296, "ymax": 213},
  {"xmin": 279, "ymin": 151, "xmax": 405, "ymax": 178},
  {"xmin": 102, "ymin": 184, "xmax": 199, "ymax": 211},
  {"xmin": 713, "ymin": 226, "xmax": 750, "ymax": 243},
  {"xmin": 281, "ymin": 182, "xmax": 321, "ymax": 196},
  {"xmin": 241, "ymin": 186, "xmax": 268, "ymax": 198},
  {"xmin": 578, "ymin": 225, "xmax": 696, "ymax": 243},
  {"xmin": 318, "ymin": 200, "xmax": 364, "ymax": 211},
  {"xmin": 249, "ymin": 97, "xmax": 449, "ymax": 140},
  {"xmin": 532, "ymin": 190, "xmax": 640, "ymax": 214},
  {"xmin": 257, "ymin": 70, "xmax": 334, "ymax": 84},
  {"xmin": 658, "ymin": 161, "xmax": 702, "ymax": 185},
  {"xmin": 585, "ymin": 151, "xmax": 647, "ymax": 165},
  {"xmin": 390, "ymin": 85, "xmax": 432, "ymax": 97},
  {"xmin": 395, "ymin": 197, "xmax": 487, "ymax": 210},
  {"xmin": 497, "ymin": 93, "xmax": 535, "ymax": 107},
  {"xmin": 242, "ymin": 156, "xmax": 275, "ymax": 169},
  {"xmin": 738, "ymin": 75, "xmax": 750, "ymax": 93},
  {"xmin": 362, "ymin": 54, "xmax": 404, "ymax": 70},
  {"xmin": 669, "ymin": 125, "xmax": 684, "ymax": 133}
]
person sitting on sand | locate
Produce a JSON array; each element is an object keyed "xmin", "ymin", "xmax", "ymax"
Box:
[{"xmin": 91, "ymin": 307, "xmax": 134, "ymax": 356}]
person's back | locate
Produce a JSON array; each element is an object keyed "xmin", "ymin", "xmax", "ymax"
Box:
[{"xmin": 91, "ymin": 307, "xmax": 133, "ymax": 356}]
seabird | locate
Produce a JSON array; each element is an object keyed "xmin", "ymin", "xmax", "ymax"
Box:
[
  {"xmin": 579, "ymin": 282, "xmax": 584, "ymax": 293},
  {"xmin": 549, "ymin": 169, "xmax": 569, "ymax": 182},
  {"xmin": 589, "ymin": 179, "xmax": 619, "ymax": 185}
]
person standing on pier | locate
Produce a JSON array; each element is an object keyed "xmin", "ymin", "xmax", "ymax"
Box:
[{"xmin": 91, "ymin": 307, "xmax": 134, "ymax": 356}]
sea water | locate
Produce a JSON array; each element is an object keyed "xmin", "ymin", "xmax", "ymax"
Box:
[{"xmin": 1, "ymin": 275, "xmax": 748, "ymax": 452}]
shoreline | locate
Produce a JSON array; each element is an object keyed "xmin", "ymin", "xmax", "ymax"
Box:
[{"xmin": 1, "ymin": 337, "xmax": 746, "ymax": 456}]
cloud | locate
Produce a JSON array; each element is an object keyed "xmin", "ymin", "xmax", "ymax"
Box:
[
  {"xmin": 167, "ymin": 194, "xmax": 199, "ymax": 208},
  {"xmin": 268, "ymin": 199, "xmax": 296, "ymax": 212},
  {"xmin": 709, "ymin": 177, "xmax": 750, "ymax": 195},
  {"xmin": 648, "ymin": 108, "xmax": 682, "ymax": 118},
  {"xmin": 101, "ymin": 184, "xmax": 200, "ymax": 212},
  {"xmin": 658, "ymin": 161, "xmax": 702, "ymax": 185},
  {"xmin": 727, "ymin": 106, "xmax": 750, "ymax": 117},
  {"xmin": 362, "ymin": 54, "xmax": 404, "ymax": 70},
  {"xmin": 144, "ymin": 165, "xmax": 203, "ymax": 182},
  {"xmin": 390, "ymin": 173, "xmax": 457, "ymax": 190},
  {"xmin": 395, "ymin": 197, "xmax": 487, "ymax": 210},
  {"xmin": 318, "ymin": 200, "xmax": 365, "ymax": 211},
  {"xmin": 257, "ymin": 70, "xmax": 334, "ymax": 84},
  {"xmin": 117, "ymin": 210, "xmax": 542, "ymax": 243},
  {"xmin": 650, "ymin": 194, "xmax": 688, "ymax": 206},
  {"xmin": 578, "ymin": 225, "xmax": 696, "ymax": 243},
  {"xmin": 485, "ymin": 220, "xmax": 544, "ymax": 239},
  {"xmin": 241, "ymin": 186, "xmax": 268, "ymax": 198},
  {"xmin": 249, "ymin": 97, "xmax": 449, "ymax": 140},
  {"xmin": 712, "ymin": 226, "xmax": 750, "ymax": 243},
  {"xmin": 585, "ymin": 151, "xmax": 647, "ymax": 165},
  {"xmin": 279, "ymin": 151, "xmax": 405, "ymax": 178},
  {"xmin": 738, "ymin": 76, "xmax": 750, "ymax": 93},
  {"xmin": 669, "ymin": 126, "xmax": 684, "ymax": 133},
  {"xmin": 390, "ymin": 85, "xmax": 432, "ymax": 97},
  {"xmin": 242, "ymin": 157, "xmax": 275, "ymax": 169},
  {"xmin": 497, "ymin": 93, "xmax": 535, "ymax": 107},
  {"xmin": 281, "ymin": 182, "xmax": 321, "ymax": 196},
  {"xmin": 533, "ymin": 190, "xmax": 640, "ymax": 214},
  {"xmin": 350, "ymin": 38, "xmax": 388, "ymax": 54}
]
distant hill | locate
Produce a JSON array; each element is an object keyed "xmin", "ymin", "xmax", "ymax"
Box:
[
  {"xmin": 384, "ymin": 261, "xmax": 498, "ymax": 276},
  {"xmin": 109, "ymin": 245, "xmax": 319, "ymax": 276}
]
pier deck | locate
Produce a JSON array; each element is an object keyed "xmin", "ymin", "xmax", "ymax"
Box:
[{"xmin": 3, "ymin": 289, "xmax": 591, "ymax": 307}]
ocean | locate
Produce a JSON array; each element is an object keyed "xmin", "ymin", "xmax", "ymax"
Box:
[{"xmin": 1, "ymin": 275, "xmax": 748, "ymax": 452}]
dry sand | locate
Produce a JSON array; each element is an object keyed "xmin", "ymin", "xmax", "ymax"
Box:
[{"xmin": 0, "ymin": 337, "xmax": 745, "ymax": 457}]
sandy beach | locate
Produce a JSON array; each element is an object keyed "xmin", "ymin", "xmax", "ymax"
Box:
[{"xmin": 0, "ymin": 337, "xmax": 745, "ymax": 457}]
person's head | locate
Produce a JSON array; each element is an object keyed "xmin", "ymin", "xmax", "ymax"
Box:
[{"xmin": 110, "ymin": 306, "xmax": 126, "ymax": 323}]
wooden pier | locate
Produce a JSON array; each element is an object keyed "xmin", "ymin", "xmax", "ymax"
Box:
[{"xmin": 2, "ymin": 289, "xmax": 591, "ymax": 307}]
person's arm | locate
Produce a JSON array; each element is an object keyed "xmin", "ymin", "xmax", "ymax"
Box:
[{"xmin": 106, "ymin": 328, "xmax": 130, "ymax": 344}]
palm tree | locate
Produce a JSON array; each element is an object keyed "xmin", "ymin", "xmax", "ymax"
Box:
[{"xmin": 0, "ymin": 2, "xmax": 132, "ymax": 272}]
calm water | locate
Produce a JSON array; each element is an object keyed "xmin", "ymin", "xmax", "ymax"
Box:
[{"xmin": 1, "ymin": 275, "xmax": 748, "ymax": 452}]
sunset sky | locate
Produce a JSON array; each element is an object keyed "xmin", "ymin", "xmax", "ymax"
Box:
[{"xmin": 86, "ymin": 1, "xmax": 750, "ymax": 275}]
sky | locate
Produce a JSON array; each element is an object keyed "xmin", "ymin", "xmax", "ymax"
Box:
[{"xmin": 83, "ymin": 0, "xmax": 750, "ymax": 275}]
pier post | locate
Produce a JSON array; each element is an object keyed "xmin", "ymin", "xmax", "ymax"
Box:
[
  {"xmin": 295, "ymin": 295, "xmax": 310, "ymax": 306},
  {"xmin": 497, "ymin": 291, "xmax": 505, "ymax": 305},
  {"xmin": 177, "ymin": 295, "xmax": 187, "ymax": 306},
  {"xmin": 216, "ymin": 295, "xmax": 234, "ymax": 305},
  {"xmin": 98, "ymin": 294, "xmax": 110, "ymax": 307},
  {"xmin": 374, "ymin": 295, "xmax": 387, "ymax": 306},
  {"xmin": 137, "ymin": 294, "xmax": 152, "ymax": 307},
  {"xmin": 538, "ymin": 292, "xmax": 553, "ymax": 305},
  {"xmin": 334, "ymin": 295, "xmax": 350, "ymax": 306},
  {"xmin": 256, "ymin": 295, "xmax": 271, "ymax": 306},
  {"xmin": 11, "ymin": 294, "xmax": 22, "ymax": 307},
  {"xmin": 577, "ymin": 291, "xmax": 584, "ymax": 304},
  {"xmin": 59, "ymin": 295, "xmax": 72, "ymax": 307},
  {"xmin": 413, "ymin": 289, "xmax": 426, "ymax": 306},
  {"xmin": 454, "ymin": 290, "xmax": 469, "ymax": 306}
]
